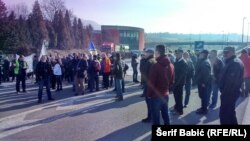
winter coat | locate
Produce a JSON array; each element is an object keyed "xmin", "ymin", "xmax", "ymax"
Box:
[{"xmin": 147, "ymin": 55, "xmax": 174, "ymax": 98}]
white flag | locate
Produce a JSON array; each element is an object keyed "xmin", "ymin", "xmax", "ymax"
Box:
[{"xmin": 39, "ymin": 40, "xmax": 48, "ymax": 60}]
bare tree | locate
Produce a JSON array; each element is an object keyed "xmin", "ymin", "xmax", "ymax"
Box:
[
  {"xmin": 41, "ymin": 0, "xmax": 66, "ymax": 21},
  {"xmin": 8, "ymin": 3, "xmax": 29, "ymax": 19}
]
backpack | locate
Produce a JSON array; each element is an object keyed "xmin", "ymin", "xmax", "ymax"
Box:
[
  {"xmin": 124, "ymin": 63, "xmax": 129, "ymax": 72},
  {"xmin": 94, "ymin": 60, "xmax": 101, "ymax": 72}
]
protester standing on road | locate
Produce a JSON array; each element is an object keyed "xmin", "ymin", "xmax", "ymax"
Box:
[
  {"xmin": 33, "ymin": 55, "xmax": 39, "ymax": 84},
  {"xmin": 140, "ymin": 53, "xmax": 147, "ymax": 89},
  {"xmin": 141, "ymin": 49, "xmax": 156, "ymax": 123},
  {"xmin": 183, "ymin": 52, "xmax": 194, "ymax": 108},
  {"xmin": 131, "ymin": 54, "xmax": 139, "ymax": 83},
  {"xmin": 195, "ymin": 50, "xmax": 212, "ymax": 115},
  {"xmin": 172, "ymin": 49, "xmax": 188, "ymax": 115},
  {"xmin": 113, "ymin": 53, "xmax": 124, "ymax": 101},
  {"xmin": 208, "ymin": 50, "xmax": 224, "ymax": 109},
  {"xmin": 239, "ymin": 49, "xmax": 250, "ymax": 97},
  {"xmin": 148, "ymin": 45, "xmax": 174, "ymax": 125},
  {"xmin": 101, "ymin": 53, "xmax": 111, "ymax": 89},
  {"xmin": 89, "ymin": 55, "xmax": 100, "ymax": 92},
  {"xmin": 15, "ymin": 55, "xmax": 28, "ymax": 94},
  {"xmin": 53, "ymin": 59, "xmax": 63, "ymax": 91},
  {"xmin": 36, "ymin": 55, "xmax": 55, "ymax": 103},
  {"xmin": 220, "ymin": 47, "xmax": 244, "ymax": 124},
  {"xmin": 74, "ymin": 54, "xmax": 88, "ymax": 96},
  {"xmin": 3, "ymin": 57, "xmax": 10, "ymax": 82}
]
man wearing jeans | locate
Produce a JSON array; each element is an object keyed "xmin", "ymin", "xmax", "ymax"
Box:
[
  {"xmin": 36, "ymin": 55, "xmax": 55, "ymax": 103},
  {"xmin": 141, "ymin": 49, "xmax": 156, "ymax": 123},
  {"xmin": 148, "ymin": 45, "xmax": 174, "ymax": 125},
  {"xmin": 209, "ymin": 50, "xmax": 223, "ymax": 109},
  {"xmin": 113, "ymin": 53, "xmax": 124, "ymax": 101}
]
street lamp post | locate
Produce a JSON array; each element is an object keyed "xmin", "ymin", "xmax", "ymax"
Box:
[{"xmin": 242, "ymin": 17, "xmax": 247, "ymax": 43}]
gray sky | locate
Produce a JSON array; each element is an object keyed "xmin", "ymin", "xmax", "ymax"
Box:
[{"xmin": 4, "ymin": 0, "xmax": 250, "ymax": 34}]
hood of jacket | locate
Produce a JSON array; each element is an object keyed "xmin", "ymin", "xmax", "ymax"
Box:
[{"xmin": 156, "ymin": 55, "xmax": 171, "ymax": 67}]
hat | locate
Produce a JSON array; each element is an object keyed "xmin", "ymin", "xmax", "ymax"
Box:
[
  {"xmin": 223, "ymin": 47, "xmax": 235, "ymax": 52},
  {"xmin": 200, "ymin": 50, "xmax": 209, "ymax": 55},
  {"xmin": 146, "ymin": 49, "xmax": 154, "ymax": 54}
]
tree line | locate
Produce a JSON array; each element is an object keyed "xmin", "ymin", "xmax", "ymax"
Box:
[{"xmin": 0, "ymin": 0, "xmax": 93, "ymax": 55}]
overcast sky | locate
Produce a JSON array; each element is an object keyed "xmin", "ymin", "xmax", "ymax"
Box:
[{"xmin": 3, "ymin": 0, "xmax": 250, "ymax": 34}]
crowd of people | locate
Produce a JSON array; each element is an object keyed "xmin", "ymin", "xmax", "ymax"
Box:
[
  {"xmin": 139, "ymin": 45, "xmax": 248, "ymax": 125},
  {"xmin": 0, "ymin": 44, "xmax": 249, "ymax": 125}
]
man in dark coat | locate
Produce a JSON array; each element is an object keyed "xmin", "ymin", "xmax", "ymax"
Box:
[
  {"xmin": 172, "ymin": 49, "xmax": 188, "ymax": 115},
  {"xmin": 148, "ymin": 45, "xmax": 174, "ymax": 125},
  {"xmin": 141, "ymin": 49, "xmax": 156, "ymax": 123},
  {"xmin": 195, "ymin": 50, "xmax": 212, "ymax": 115},
  {"xmin": 219, "ymin": 47, "xmax": 244, "ymax": 124},
  {"xmin": 36, "ymin": 55, "xmax": 55, "ymax": 103}
]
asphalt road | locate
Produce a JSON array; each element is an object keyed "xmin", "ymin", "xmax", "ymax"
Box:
[{"xmin": 0, "ymin": 61, "xmax": 249, "ymax": 141}]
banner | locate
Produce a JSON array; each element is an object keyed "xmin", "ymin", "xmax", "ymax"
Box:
[{"xmin": 16, "ymin": 54, "xmax": 35, "ymax": 73}]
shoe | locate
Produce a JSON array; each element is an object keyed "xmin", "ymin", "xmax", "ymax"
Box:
[
  {"xmin": 172, "ymin": 111, "xmax": 183, "ymax": 116},
  {"xmin": 38, "ymin": 100, "xmax": 42, "ymax": 104},
  {"xmin": 184, "ymin": 105, "xmax": 187, "ymax": 108},
  {"xmin": 142, "ymin": 118, "xmax": 151, "ymax": 123},
  {"xmin": 74, "ymin": 93, "xmax": 78, "ymax": 96},
  {"xmin": 116, "ymin": 96, "xmax": 123, "ymax": 101},
  {"xmin": 196, "ymin": 109, "xmax": 208, "ymax": 115},
  {"xmin": 170, "ymin": 108, "xmax": 176, "ymax": 113},
  {"xmin": 209, "ymin": 104, "xmax": 216, "ymax": 109},
  {"xmin": 48, "ymin": 98, "xmax": 55, "ymax": 101},
  {"xmin": 16, "ymin": 91, "xmax": 20, "ymax": 94}
]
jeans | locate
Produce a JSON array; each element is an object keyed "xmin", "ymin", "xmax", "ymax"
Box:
[
  {"xmin": 151, "ymin": 96, "xmax": 170, "ymax": 125},
  {"xmin": 55, "ymin": 75, "xmax": 62, "ymax": 90},
  {"xmin": 184, "ymin": 79, "xmax": 192, "ymax": 106},
  {"xmin": 16, "ymin": 74, "xmax": 26, "ymax": 92},
  {"xmin": 133, "ymin": 70, "xmax": 138, "ymax": 82},
  {"xmin": 90, "ymin": 74, "xmax": 99, "ymax": 91},
  {"xmin": 144, "ymin": 85, "xmax": 152, "ymax": 119},
  {"xmin": 38, "ymin": 78, "xmax": 52, "ymax": 101},
  {"xmin": 103, "ymin": 72, "xmax": 110, "ymax": 88},
  {"xmin": 210, "ymin": 81, "xmax": 219, "ymax": 107},
  {"xmin": 198, "ymin": 84, "xmax": 211, "ymax": 111},
  {"xmin": 115, "ymin": 79, "xmax": 123, "ymax": 98}
]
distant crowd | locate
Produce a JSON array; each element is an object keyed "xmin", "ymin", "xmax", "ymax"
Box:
[{"xmin": 0, "ymin": 45, "xmax": 249, "ymax": 125}]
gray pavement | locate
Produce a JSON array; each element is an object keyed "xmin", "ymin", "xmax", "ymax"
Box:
[
  {"xmin": 0, "ymin": 61, "xmax": 249, "ymax": 141},
  {"xmin": 0, "ymin": 76, "xmax": 249, "ymax": 141}
]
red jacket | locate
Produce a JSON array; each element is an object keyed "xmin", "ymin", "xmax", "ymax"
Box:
[
  {"xmin": 147, "ymin": 55, "xmax": 174, "ymax": 98},
  {"xmin": 240, "ymin": 54, "xmax": 250, "ymax": 78}
]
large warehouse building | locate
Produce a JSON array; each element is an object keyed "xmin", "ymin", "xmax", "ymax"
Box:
[{"xmin": 101, "ymin": 25, "xmax": 145, "ymax": 51}]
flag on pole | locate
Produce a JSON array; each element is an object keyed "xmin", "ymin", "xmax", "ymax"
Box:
[
  {"xmin": 39, "ymin": 40, "xmax": 48, "ymax": 60},
  {"xmin": 89, "ymin": 40, "xmax": 97, "ymax": 55}
]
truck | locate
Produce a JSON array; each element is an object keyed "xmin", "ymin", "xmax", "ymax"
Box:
[{"xmin": 101, "ymin": 42, "xmax": 129, "ymax": 54}]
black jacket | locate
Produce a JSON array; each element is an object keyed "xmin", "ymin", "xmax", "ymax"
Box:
[
  {"xmin": 36, "ymin": 61, "xmax": 52, "ymax": 80},
  {"xmin": 114, "ymin": 60, "xmax": 124, "ymax": 79},
  {"xmin": 212, "ymin": 58, "xmax": 224, "ymax": 83},
  {"xmin": 186, "ymin": 59, "xmax": 195, "ymax": 80},
  {"xmin": 174, "ymin": 58, "xmax": 188, "ymax": 86},
  {"xmin": 144, "ymin": 55, "xmax": 156, "ymax": 83},
  {"xmin": 219, "ymin": 56, "xmax": 244, "ymax": 95},
  {"xmin": 74, "ymin": 59, "xmax": 88, "ymax": 78},
  {"xmin": 195, "ymin": 58, "xmax": 212, "ymax": 85}
]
